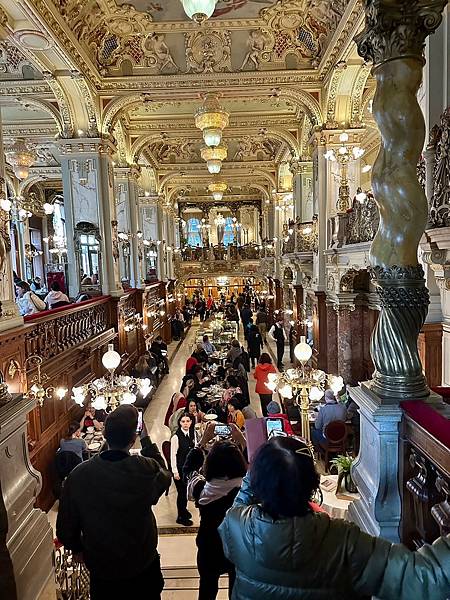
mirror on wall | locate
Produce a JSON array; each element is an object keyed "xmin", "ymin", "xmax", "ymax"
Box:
[{"xmin": 74, "ymin": 222, "xmax": 102, "ymax": 292}]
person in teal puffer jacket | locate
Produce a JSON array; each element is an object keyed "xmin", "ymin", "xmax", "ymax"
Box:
[{"xmin": 219, "ymin": 436, "xmax": 450, "ymax": 599}]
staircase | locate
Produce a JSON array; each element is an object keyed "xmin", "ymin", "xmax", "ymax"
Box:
[{"xmin": 162, "ymin": 566, "xmax": 229, "ymax": 598}]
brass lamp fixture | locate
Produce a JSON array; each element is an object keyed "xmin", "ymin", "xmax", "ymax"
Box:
[
  {"xmin": 266, "ymin": 336, "xmax": 344, "ymax": 447},
  {"xmin": 195, "ymin": 94, "xmax": 229, "ymax": 148},
  {"xmin": 208, "ymin": 180, "xmax": 227, "ymax": 201},
  {"xmin": 5, "ymin": 138, "xmax": 36, "ymax": 180},
  {"xmin": 200, "ymin": 143, "xmax": 228, "ymax": 174},
  {"xmin": 8, "ymin": 355, "xmax": 67, "ymax": 407},
  {"xmin": 71, "ymin": 344, "xmax": 153, "ymax": 411},
  {"xmin": 324, "ymin": 132, "xmax": 365, "ymax": 213},
  {"xmin": 181, "ymin": 0, "xmax": 217, "ymax": 23}
]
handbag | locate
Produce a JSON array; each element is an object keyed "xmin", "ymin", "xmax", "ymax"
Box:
[{"xmin": 29, "ymin": 292, "xmax": 46, "ymax": 311}]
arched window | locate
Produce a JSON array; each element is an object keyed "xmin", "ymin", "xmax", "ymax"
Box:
[
  {"xmin": 187, "ymin": 218, "xmax": 202, "ymax": 247},
  {"xmin": 223, "ymin": 217, "xmax": 235, "ymax": 246}
]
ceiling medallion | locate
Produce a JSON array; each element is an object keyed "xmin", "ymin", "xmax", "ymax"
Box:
[
  {"xmin": 181, "ymin": 0, "xmax": 218, "ymax": 24},
  {"xmin": 13, "ymin": 30, "xmax": 54, "ymax": 51},
  {"xmin": 208, "ymin": 180, "xmax": 227, "ymax": 202},
  {"xmin": 200, "ymin": 144, "xmax": 228, "ymax": 174},
  {"xmin": 195, "ymin": 93, "xmax": 229, "ymax": 148}
]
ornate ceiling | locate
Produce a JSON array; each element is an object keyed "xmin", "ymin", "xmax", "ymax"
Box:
[{"xmin": 0, "ymin": 0, "xmax": 378, "ymax": 213}]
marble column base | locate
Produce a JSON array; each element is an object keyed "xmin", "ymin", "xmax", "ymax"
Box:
[{"xmin": 347, "ymin": 384, "xmax": 402, "ymax": 542}]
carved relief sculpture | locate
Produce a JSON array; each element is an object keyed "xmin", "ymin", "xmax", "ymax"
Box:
[
  {"xmin": 429, "ymin": 107, "xmax": 450, "ymax": 228},
  {"xmin": 240, "ymin": 29, "xmax": 273, "ymax": 70},
  {"xmin": 185, "ymin": 30, "xmax": 232, "ymax": 73},
  {"xmin": 142, "ymin": 33, "xmax": 179, "ymax": 72}
]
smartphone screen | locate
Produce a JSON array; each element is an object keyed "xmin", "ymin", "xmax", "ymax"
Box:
[
  {"xmin": 266, "ymin": 418, "xmax": 284, "ymax": 437},
  {"xmin": 214, "ymin": 424, "xmax": 231, "ymax": 437},
  {"xmin": 136, "ymin": 409, "xmax": 144, "ymax": 434}
]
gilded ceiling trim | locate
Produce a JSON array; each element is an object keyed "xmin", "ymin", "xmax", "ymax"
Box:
[
  {"xmin": 42, "ymin": 74, "xmax": 75, "ymax": 137},
  {"xmin": 261, "ymin": 127, "xmax": 300, "ymax": 159},
  {"xmin": 71, "ymin": 72, "xmax": 101, "ymax": 136},
  {"xmin": 349, "ymin": 64, "xmax": 371, "ymax": 127},
  {"xmin": 277, "ymin": 88, "xmax": 322, "ymax": 126},
  {"xmin": 17, "ymin": 97, "xmax": 64, "ymax": 135}
]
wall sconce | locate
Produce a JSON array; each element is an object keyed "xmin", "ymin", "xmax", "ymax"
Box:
[{"xmin": 8, "ymin": 356, "xmax": 67, "ymax": 407}]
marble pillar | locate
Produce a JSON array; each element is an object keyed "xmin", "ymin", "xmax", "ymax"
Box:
[
  {"xmin": 0, "ymin": 107, "xmax": 22, "ymax": 332},
  {"xmin": 348, "ymin": 0, "xmax": 448, "ymax": 542},
  {"xmin": 59, "ymin": 138, "xmax": 123, "ymax": 297},
  {"xmin": 115, "ymin": 166, "xmax": 142, "ymax": 289},
  {"xmin": 0, "ymin": 396, "xmax": 54, "ymax": 600},
  {"xmin": 326, "ymin": 303, "xmax": 338, "ymax": 374},
  {"xmin": 336, "ymin": 305, "xmax": 354, "ymax": 385},
  {"xmin": 311, "ymin": 137, "xmax": 327, "ymax": 292}
]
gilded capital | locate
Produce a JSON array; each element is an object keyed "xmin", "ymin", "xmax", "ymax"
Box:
[{"xmin": 356, "ymin": 0, "xmax": 448, "ymax": 66}]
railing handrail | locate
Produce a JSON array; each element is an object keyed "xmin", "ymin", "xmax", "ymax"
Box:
[{"xmin": 23, "ymin": 295, "xmax": 111, "ymax": 323}]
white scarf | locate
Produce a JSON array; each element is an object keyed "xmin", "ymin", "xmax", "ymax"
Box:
[{"xmin": 198, "ymin": 477, "xmax": 243, "ymax": 505}]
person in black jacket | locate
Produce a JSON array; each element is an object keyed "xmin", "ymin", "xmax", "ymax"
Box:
[
  {"xmin": 56, "ymin": 405, "xmax": 171, "ymax": 600},
  {"xmin": 185, "ymin": 439, "xmax": 247, "ymax": 600},
  {"xmin": 240, "ymin": 304, "xmax": 253, "ymax": 340},
  {"xmin": 150, "ymin": 335, "xmax": 169, "ymax": 374},
  {"xmin": 247, "ymin": 323, "xmax": 263, "ymax": 368},
  {"xmin": 170, "ymin": 412, "xmax": 195, "ymax": 526}
]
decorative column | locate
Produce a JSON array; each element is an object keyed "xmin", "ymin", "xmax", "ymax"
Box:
[
  {"xmin": 326, "ymin": 302, "xmax": 338, "ymax": 374},
  {"xmin": 348, "ymin": 0, "xmax": 448, "ymax": 542},
  {"xmin": 0, "ymin": 395, "xmax": 55, "ymax": 600},
  {"xmin": 115, "ymin": 165, "xmax": 142, "ymax": 289},
  {"xmin": 311, "ymin": 133, "xmax": 327, "ymax": 292},
  {"xmin": 0, "ymin": 107, "xmax": 22, "ymax": 332},
  {"xmin": 59, "ymin": 138, "xmax": 123, "ymax": 297}
]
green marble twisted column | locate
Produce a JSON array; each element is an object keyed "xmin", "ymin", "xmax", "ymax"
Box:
[{"xmin": 356, "ymin": 0, "xmax": 447, "ymax": 399}]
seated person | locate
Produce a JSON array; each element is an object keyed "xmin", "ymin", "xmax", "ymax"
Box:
[
  {"xmin": 311, "ymin": 390, "xmax": 348, "ymax": 447},
  {"xmin": 164, "ymin": 392, "xmax": 187, "ymax": 428},
  {"xmin": 186, "ymin": 356, "xmax": 199, "ymax": 375},
  {"xmin": 44, "ymin": 281, "xmax": 70, "ymax": 309},
  {"xmin": 222, "ymin": 375, "xmax": 242, "ymax": 405},
  {"xmin": 227, "ymin": 398, "xmax": 245, "ymax": 430},
  {"xmin": 233, "ymin": 393, "xmax": 257, "ymax": 420},
  {"xmin": 202, "ymin": 335, "xmax": 216, "ymax": 356},
  {"xmin": 226, "ymin": 339, "xmax": 242, "ymax": 365},
  {"xmin": 15, "ymin": 281, "xmax": 46, "ymax": 315},
  {"xmin": 59, "ymin": 422, "xmax": 87, "ymax": 460},
  {"xmin": 30, "ymin": 276, "xmax": 42, "ymax": 293},
  {"xmin": 80, "ymin": 403, "xmax": 105, "ymax": 433},
  {"xmin": 192, "ymin": 342, "xmax": 209, "ymax": 365},
  {"xmin": 150, "ymin": 335, "xmax": 169, "ymax": 374},
  {"xmin": 187, "ymin": 399, "xmax": 205, "ymax": 424},
  {"xmin": 266, "ymin": 400, "xmax": 294, "ymax": 435}
]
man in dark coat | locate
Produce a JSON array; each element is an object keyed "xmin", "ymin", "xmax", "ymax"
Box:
[{"xmin": 56, "ymin": 405, "xmax": 171, "ymax": 600}]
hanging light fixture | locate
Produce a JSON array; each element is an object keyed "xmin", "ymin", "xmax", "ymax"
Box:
[
  {"xmin": 200, "ymin": 143, "xmax": 228, "ymax": 174},
  {"xmin": 208, "ymin": 180, "xmax": 227, "ymax": 202},
  {"xmin": 6, "ymin": 138, "xmax": 36, "ymax": 180},
  {"xmin": 195, "ymin": 94, "xmax": 229, "ymax": 148},
  {"xmin": 181, "ymin": 0, "xmax": 217, "ymax": 23},
  {"xmin": 214, "ymin": 213, "xmax": 225, "ymax": 227}
]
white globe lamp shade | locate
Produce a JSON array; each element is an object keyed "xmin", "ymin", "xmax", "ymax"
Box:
[
  {"xmin": 309, "ymin": 386, "xmax": 324, "ymax": 402},
  {"xmin": 207, "ymin": 159, "xmax": 222, "ymax": 174},
  {"xmin": 212, "ymin": 191, "xmax": 223, "ymax": 201},
  {"xmin": 93, "ymin": 395, "xmax": 107, "ymax": 411},
  {"xmin": 102, "ymin": 343, "xmax": 121, "ymax": 371},
  {"xmin": 329, "ymin": 375, "xmax": 345, "ymax": 394},
  {"xmin": 203, "ymin": 128, "xmax": 222, "ymax": 147},
  {"xmin": 122, "ymin": 391, "xmax": 136, "ymax": 404},
  {"xmin": 279, "ymin": 384, "xmax": 293, "ymax": 399},
  {"xmin": 294, "ymin": 336, "xmax": 312, "ymax": 363},
  {"xmin": 266, "ymin": 380, "xmax": 277, "ymax": 392},
  {"xmin": 267, "ymin": 372, "xmax": 278, "ymax": 383},
  {"xmin": 43, "ymin": 202, "xmax": 55, "ymax": 215},
  {"xmin": 0, "ymin": 198, "xmax": 12, "ymax": 212},
  {"xmin": 339, "ymin": 132, "xmax": 349, "ymax": 143},
  {"xmin": 181, "ymin": 0, "xmax": 217, "ymax": 23}
]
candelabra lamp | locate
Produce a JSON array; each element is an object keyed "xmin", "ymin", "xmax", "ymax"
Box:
[
  {"xmin": 8, "ymin": 355, "xmax": 67, "ymax": 407},
  {"xmin": 266, "ymin": 336, "xmax": 344, "ymax": 448}
]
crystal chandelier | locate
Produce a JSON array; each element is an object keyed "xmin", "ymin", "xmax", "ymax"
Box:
[
  {"xmin": 208, "ymin": 180, "xmax": 227, "ymax": 202},
  {"xmin": 195, "ymin": 94, "xmax": 229, "ymax": 148},
  {"xmin": 181, "ymin": 0, "xmax": 217, "ymax": 23},
  {"xmin": 266, "ymin": 336, "xmax": 344, "ymax": 447},
  {"xmin": 200, "ymin": 144, "xmax": 228, "ymax": 174},
  {"xmin": 71, "ymin": 344, "xmax": 153, "ymax": 411},
  {"xmin": 6, "ymin": 138, "xmax": 36, "ymax": 180}
]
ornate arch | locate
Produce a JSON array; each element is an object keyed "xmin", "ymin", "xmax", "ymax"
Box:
[
  {"xmin": 131, "ymin": 133, "xmax": 164, "ymax": 163},
  {"xmin": 324, "ymin": 65, "xmax": 347, "ymax": 128},
  {"xmin": 71, "ymin": 73, "xmax": 100, "ymax": 136},
  {"xmin": 279, "ymin": 89, "xmax": 323, "ymax": 126},
  {"xmin": 350, "ymin": 64, "xmax": 371, "ymax": 127},
  {"xmin": 21, "ymin": 97, "xmax": 64, "ymax": 134},
  {"xmin": 101, "ymin": 94, "xmax": 149, "ymax": 135},
  {"xmin": 44, "ymin": 75, "xmax": 75, "ymax": 137},
  {"xmin": 261, "ymin": 127, "xmax": 300, "ymax": 159}
]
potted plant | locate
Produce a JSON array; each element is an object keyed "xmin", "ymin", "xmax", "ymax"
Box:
[{"xmin": 330, "ymin": 454, "xmax": 357, "ymax": 494}]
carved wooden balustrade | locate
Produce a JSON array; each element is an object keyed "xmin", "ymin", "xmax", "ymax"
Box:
[
  {"xmin": 282, "ymin": 218, "xmax": 318, "ymax": 255},
  {"xmin": 345, "ymin": 193, "xmax": 379, "ymax": 245},
  {"xmin": 24, "ymin": 296, "xmax": 112, "ymax": 361},
  {"xmin": 400, "ymin": 403, "xmax": 450, "ymax": 549}
]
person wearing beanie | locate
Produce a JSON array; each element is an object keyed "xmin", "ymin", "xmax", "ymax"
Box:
[
  {"xmin": 57, "ymin": 405, "xmax": 171, "ymax": 599},
  {"xmin": 311, "ymin": 389, "xmax": 348, "ymax": 448},
  {"xmin": 266, "ymin": 401, "xmax": 294, "ymax": 435}
]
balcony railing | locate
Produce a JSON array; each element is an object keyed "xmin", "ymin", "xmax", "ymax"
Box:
[
  {"xmin": 345, "ymin": 193, "xmax": 379, "ymax": 244},
  {"xmin": 176, "ymin": 243, "xmax": 275, "ymax": 263},
  {"xmin": 282, "ymin": 217, "xmax": 318, "ymax": 255}
]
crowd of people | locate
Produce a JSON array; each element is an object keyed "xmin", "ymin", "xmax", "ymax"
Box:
[{"xmin": 54, "ymin": 290, "xmax": 450, "ymax": 600}]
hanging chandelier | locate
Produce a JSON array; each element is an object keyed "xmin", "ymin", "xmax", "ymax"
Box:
[
  {"xmin": 201, "ymin": 144, "xmax": 228, "ymax": 174},
  {"xmin": 195, "ymin": 94, "xmax": 229, "ymax": 148},
  {"xmin": 181, "ymin": 0, "xmax": 217, "ymax": 23},
  {"xmin": 266, "ymin": 336, "xmax": 344, "ymax": 447},
  {"xmin": 208, "ymin": 180, "xmax": 227, "ymax": 202},
  {"xmin": 71, "ymin": 344, "xmax": 153, "ymax": 411},
  {"xmin": 6, "ymin": 138, "xmax": 36, "ymax": 180}
]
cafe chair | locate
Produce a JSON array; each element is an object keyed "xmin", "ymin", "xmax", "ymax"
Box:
[
  {"xmin": 162, "ymin": 440, "xmax": 172, "ymax": 496},
  {"xmin": 317, "ymin": 420, "xmax": 348, "ymax": 473}
]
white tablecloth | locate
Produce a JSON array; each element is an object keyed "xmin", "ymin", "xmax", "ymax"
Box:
[{"xmin": 320, "ymin": 474, "xmax": 359, "ymax": 520}]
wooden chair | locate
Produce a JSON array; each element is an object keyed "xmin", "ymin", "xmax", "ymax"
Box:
[
  {"xmin": 161, "ymin": 440, "xmax": 172, "ymax": 496},
  {"xmin": 318, "ymin": 420, "xmax": 348, "ymax": 472}
]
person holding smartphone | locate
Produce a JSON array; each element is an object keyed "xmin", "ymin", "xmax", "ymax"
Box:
[{"xmin": 170, "ymin": 412, "xmax": 195, "ymax": 526}]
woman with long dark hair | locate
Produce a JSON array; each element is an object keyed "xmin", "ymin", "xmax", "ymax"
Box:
[
  {"xmin": 220, "ymin": 436, "xmax": 450, "ymax": 599},
  {"xmin": 170, "ymin": 412, "xmax": 195, "ymax": 526},
  {"xmin": 186, "ymin": 440, "xmax": 247, "ymax": 599}
]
